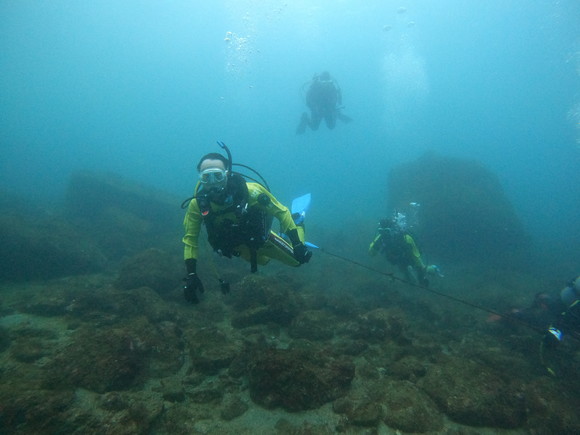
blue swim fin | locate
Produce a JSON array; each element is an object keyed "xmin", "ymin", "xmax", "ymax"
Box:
[
  {"xmin": 289, "ymin": 193, "xmax": 319, "ymax": 249},
  {"xmin": 291, "ymin": 193, "xmax": 310, "ymax": 226},
  {"xmin": 292, "ymin": 193, "xmax": 311, "ymax": 215}
]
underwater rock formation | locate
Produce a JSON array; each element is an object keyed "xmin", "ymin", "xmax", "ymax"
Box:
[
  {"xmin": 0, "ymin": 171, "xmax": 183, "ymax": 282},
  {"xmin": 43, "ymin": 314, "xmax": 181, "ymax": 393},
  {"xmin": 248, "ymin": 348, "xmax": 355, "ymax": 411},
  {"xmin": 388, "ymin": 152, "xmax": 530, "ymax": 263},
  {"xmin": 419, "ymin": 355, "xmax": 527, "ymax": 428},
  {"xmin": 381, "ymin": 380, "xmax": 444, "ymax": 432},
  {"xmin": 288, "ymin": 309, "xmax": 337, "ymax": 340},
  {"xmin": 115, "ymin": 248, "xmax": 182, "ymax": 294},
  {"xmin": 230, "ymin": 274, "xmax": 303, "ymax": 328},
  {"xmin": 338, "ymin": 307, "xmax": 410, "ymax": 344},
  {"xmin": 187, "ymin": 327, "xmax": 243, "ymax": 375},
  {"xmin": 1, "ymin": 172, "xmax": 580, "ymax": 432},
  {"xmin": 0, "ymin": 207, "xmax": 105, "ymax": 281},
  {"xmin": 64, "ymin": 171, "xmax": 182, "ymax": 262},
  {"xmin": 0, "ymin": 389, "xmax": 76, "ymax": 433},
  {"xmin": 333, "ymin": 379, "xmax": 444, "ymax": 431},
  {"xmin": 0, "ymin": 326, "xmax": 10, "ymax": 352}
]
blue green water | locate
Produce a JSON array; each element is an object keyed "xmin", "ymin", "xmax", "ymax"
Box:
[{"xmin": 1, "ymin": 0, "xmax": 579, "ymax": 257}]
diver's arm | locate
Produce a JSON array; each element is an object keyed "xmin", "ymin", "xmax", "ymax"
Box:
[
  {"xmin": 182, "ymin": 200, "xmax": 205, "ymax": 303},
  {"xmin": 404, "ymin": 234, "xmax": 426, "ymax": 269},
  {"xmin": 182, "ymin": 199, "xmax": 203, "ymax": 262},
  {"xmin": 369, "ymin": 234, "xmax": 382, "ymax": 256},
  {"xmin": 249, "ymin": 183, "xmax": 297, "ymax": 236}
]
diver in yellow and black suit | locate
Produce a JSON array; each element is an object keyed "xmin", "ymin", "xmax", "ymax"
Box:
[
  {"xmin": 368, "ymin": 214, "xmax": 441, "ymax": 287},
  {"xmin": 182, "ymin": 145, "xmax": 312, "ymax": 303},
  {"xmin": 540, "ymin": 276, "xmax": 580, "ymax": 376}
]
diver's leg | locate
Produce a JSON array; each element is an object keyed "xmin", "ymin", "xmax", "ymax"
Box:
[
  {"xmin": 259, "ymin": 232, "xmax": 300, "ymax": 267},
  {"xmin": 296, "ymin": 113, "xmax": 309, "ymax": 135},
  {"xmin": 237, "ymin": 245, "xmax": 271, "ymax": 266},
  {"xmin": 325, "ymin": 111, "xmax": 337, "ymax": 129},
  {"xmin": 309, "ymin": 112, "xmax": 322, "ymax": 131},
  {"xmin": 236, "ymin": 235, "xmax": 299, "ymax": 268},
  {"xmin": 294, "ymin": 224, "xmax": 305, "ymax": 244}
]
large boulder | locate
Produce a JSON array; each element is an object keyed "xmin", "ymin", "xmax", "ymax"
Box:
[
  {"xmin": 248, "ymin": 348, "xmax": 354, "ymax": 411},
  {"xmin": 185, "ymin": 327, "xmax": 243, "ymax": 375},
  {"xmin": 43, "ymin": 316, "xmax": 181, "ymax": 393},
  {"xmin": 382, "ymin": 380, "xmax": 443, "ymax": 433},
  {"xmin": 64, "ymin": 171, "xmax": 182, "ymax": 261},
  {"xmin": 418, "ymin": 355, "xmax": 526, "ymax": 428},
  {"xmin": 115, "ymin": 248, "xmax": 182, "ymax": 294},
  {"xmin": 230, "ymin": 274, "xmax": 303, "ymax": 328},
  {"xmin": 288, "ymin": 310, "xmax": 337, "ymax": 340},
  {"xmin": 388, "ymin": 153, "xmax": 530, "ymax": 263},
  {"xmin": 0, "ymin": 209, "xmax": 105, "ymax": 281},
  {"xmin": 0, "ymin": 171, "xmax": 183, "ymax": 282}
]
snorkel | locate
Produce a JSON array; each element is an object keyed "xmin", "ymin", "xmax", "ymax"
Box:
[
  {"xmin": 217, "ymin": 140, "xmax": 271, "ymax": 191},
  {"xmin": 217, "ymin": 141, "xmax": 233, "ymax": 174}
]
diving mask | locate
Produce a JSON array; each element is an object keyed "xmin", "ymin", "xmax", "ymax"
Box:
[{"xmin": 200, "ymin": 168, "xmax": 227, "ymax": 185}]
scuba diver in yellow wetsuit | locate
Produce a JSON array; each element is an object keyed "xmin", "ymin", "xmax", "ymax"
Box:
[
  {"xmin": 368, "ymin": 212, "xmax": 442, "ymax": 287},
  {"xmin": 181, "ymin": 142, "xmax": 312, "ymax": 303},
  {"xmin": 539, "ymin": 275, "xmax": 580, "ymax": 375}
]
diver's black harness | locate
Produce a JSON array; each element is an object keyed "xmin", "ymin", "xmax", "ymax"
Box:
[
  {"xmin": 196, "ymin": 174, "xmax": 272, "ymax": 273},
  {"xmin": 377, "ymin": 228, "xmax": 412, "ymax": 265}
]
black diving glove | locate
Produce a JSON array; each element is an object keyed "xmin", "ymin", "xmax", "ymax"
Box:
[
  {"xmin": 287, "ymin": 228, "xmax": 311, "ymax": 264},
  {"xmin": 293, "ymin": 243, "xmax": 312, "ymax": 264},
  {"xmin": 183, "ymin": 273, "xmax": 204, "ymax": 304},
  {"xmin": 543, "ymin": 327, "xmax": 562, "ymax": 349}
]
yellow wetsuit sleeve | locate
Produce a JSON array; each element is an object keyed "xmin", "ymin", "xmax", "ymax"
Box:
[
  {"xmin": 247, "ymin": 183, "xmax": 298, "ymax": 236},
  {"xmin": 182, "ymin": 198, "xmax": 203, "ymax": 260},
  {"xmin": 404, "ymin": 234, "xmax": 425, "ymax": 269}
]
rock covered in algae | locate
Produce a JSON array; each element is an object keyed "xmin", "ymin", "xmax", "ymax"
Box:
[
  {"xmin": 333, "ymin": 395, "xmax": 383, "ymax": 427},
  {"xmin": 418, "ymin": 355, "xmax": 526, "ymax": 428},
  {"xmin": 185, "ymin": 326, "xmax": 243, "ymax": 375},
  {"xmin": 0, "ymin": 389, "xmax": 75, "ymax": 433},
  {"xmin": 114, "ymin": 247, "xmax": 182, "ymax": 294},
  {"xmin": 43, "ymin": 316, "xmax": 182, "ymax": 393},
  {"xmin": 248, "ymin": 348, "xmax": 354, "ymax": 411},
  {"xmin": 288, "ymin": 309, "xmax": 338, "ymax": 340},
  {"xmin": 220, "ymin": 394, "xmax": 250, "ymax": 421},
  {"xmin": 382, "ymin": 379, "xmax": 443, "ymax": 432},
  {"xmin": 230, "ymin": 274, "xmax": 303, "ymax": 327}
]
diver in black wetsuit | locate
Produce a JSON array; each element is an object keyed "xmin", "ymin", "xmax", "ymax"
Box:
[{"xmin": 296, "ymin": 71, "xmax": 352, "ymax": 134}]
